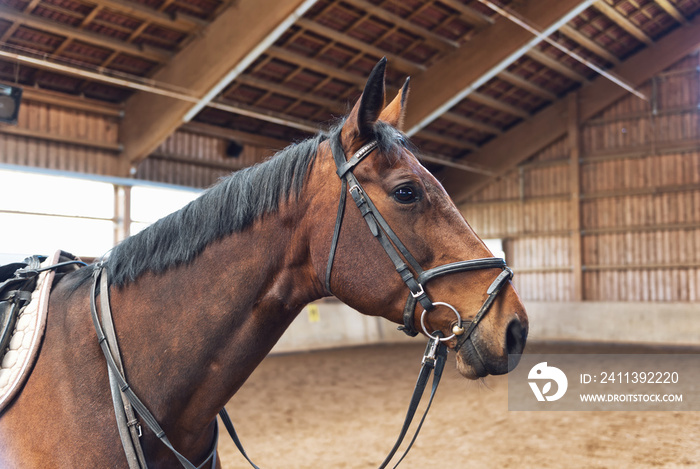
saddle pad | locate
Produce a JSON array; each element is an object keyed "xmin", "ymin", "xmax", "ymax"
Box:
[{"xmin": 0, "ymin": 250, "xmax": 60, "ymax": 413}]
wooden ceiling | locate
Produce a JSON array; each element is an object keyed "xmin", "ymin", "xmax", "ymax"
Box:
[{"xmin": 1, "ymin": 0, "xmax": 699, "ymax": 195}]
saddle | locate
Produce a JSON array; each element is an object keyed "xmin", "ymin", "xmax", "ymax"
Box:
[
  {"xmin": 0, "ymin": 255, "xmax": 44, "ymax": 356},
  {"xmin": 0, "ymin": 250, "xmax": 85, "ymax": 413}
]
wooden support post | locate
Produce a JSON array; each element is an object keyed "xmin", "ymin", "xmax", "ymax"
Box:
[
  {"xmin": 568, "ymin": 92, "xmax": 583, "ymax": 301},
  {"xmin": 113, "ymin": 185, "xmax": 131, "ymax": 245}
]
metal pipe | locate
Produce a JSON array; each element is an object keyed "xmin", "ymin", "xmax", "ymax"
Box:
[
  {"xmin": 405, "ymin": 0, "xmax": 598, "ymax": 136},
  {"xmin": 0, "ymin": 47, "xmax": 318, "ymax": 132},
  {"xmin": 0, "ymin": 49, "xmax": 200, "ymax": 102},
  {"xmin": 478, "ymin": 0, "xmax": 648, "ymax": 101}
]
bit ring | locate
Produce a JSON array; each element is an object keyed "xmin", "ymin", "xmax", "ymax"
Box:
[{"xmin": 420, "ymin": 302, "xmax": 462, "ymax": 342}]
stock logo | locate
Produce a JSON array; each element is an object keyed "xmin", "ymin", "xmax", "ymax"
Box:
[{"xmin": 528, "ymin": 362, "xmax": 568, "ymax": 402}]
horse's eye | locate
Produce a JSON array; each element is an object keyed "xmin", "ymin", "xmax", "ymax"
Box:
[{"xmin": 394, "ymin": 186, "xmax": 419, "ymax": 204}]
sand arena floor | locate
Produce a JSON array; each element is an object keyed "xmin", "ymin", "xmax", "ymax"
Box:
[{"xmin": 218, "ymin": 342, "xmax": 700, "ymax": 469}]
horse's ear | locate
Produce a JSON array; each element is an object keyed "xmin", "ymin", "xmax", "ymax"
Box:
[
  {"xmin": 344, "ymin": 58, "xmax": 387, "ymax": 139},
  {"xmin": 379, "ymin": 77, "xmax": 410, "ymax": 130}
]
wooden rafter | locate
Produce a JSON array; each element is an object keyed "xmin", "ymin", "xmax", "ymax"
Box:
[
  {"xmin": 403, "ymin": 0, "xmax": 589, "ymax": 136},
  {"xmin": 0, "ymin": 6, "xmax": 172, "ymax": 63},
  {"xmin": 594, "ymin": 1, "xmax": 654, "ymax": 46},
  {"xmin": 120, "ymin": 0, "xmax": 317, "ymax": 168},
  {"xmin": 0, "ymin": 78, "xmax": 123, "ymax": 116},
  {"xmin": 417, "ymin": 129, "xmax": 479, "ymax": 151},
  {"xmin": 295, "ymin": 18, "xmax": 426, "ymax": 75},
  {"xmin": 654, "ymin": 0, "xmax": 687, "ymax": 25},
  {"xmin": 440, "ymin": 13, "xmax": 700, "ymax": 203},
  {"xmin": 499, "ymin": 70, "xmax": 559, "ymax": 101},
  {"xmin": 208, "ymin": 99, "xmax": 318, "ymax": 133},
  {"xmin": 441, "ymin": 111, "xmax": 502, "ymax": 135},
  {"xmin": 526, "ymin": 48, "xmax": 589, "ymax": 83},
  {"xmin": 233, "ymin": 75, "xmax": 346, "ymax": 114},
  {"xmin": 438, "ymin": 0, "xmax": 494, "ymax": 29},
  {"xmin": 86, "ymin": 0, "xmax": 205, "ymax": 33},
  {"xmin": 345, "ymin": 0, "xmax": 459, "ymax": 53},
  {"xmin": 469, "ymin": 91, "xmax": 530, "ymax": 119},
  {"xmin": 559, "ymin": 24, "xmax": 620, "ymax": 65},
  {"xmin": 182, "ymin": 121, "xmax": 288, "ymax": 149},
  {"xmin": 265, "ymin": 47, "xmax": 367, "ymax": 88}
]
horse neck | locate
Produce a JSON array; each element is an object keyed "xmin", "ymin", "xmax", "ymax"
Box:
[{"xmin": 108, "ymin": 195, "xmax": 324, "ymax": 464}]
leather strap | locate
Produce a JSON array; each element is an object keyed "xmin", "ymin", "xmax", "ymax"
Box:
[
  {"xmin": 217, "ymin": 336, "xmax": 447, "ymax": 469},
  {"xmin": 218, "ymin": 409, "xmax": 261, "ymax": 469},
  {"xmin": 90, "ymin": 266, "xmax": 218, "ymax": 469},
  {"xmin": 325, "ymin": 176, "xmax": 348, "ymax": 294},
  {"xmin": 401, "ymin": 258, "xmax": 508, "ymax": 337},
  {"xmin": 325, "ymin": 133, "xmax": 432, "ymax": 315},
  {"xmin": 454, "ymin": 267, "xmax": 513, "ymax": 352},
  {"xmin": 378, "ymin": 336, "xmax": 447, "ymax": 469},
  {"xmin": 100, "ymin": 271, "xmax": 148, "ymax": 469}
]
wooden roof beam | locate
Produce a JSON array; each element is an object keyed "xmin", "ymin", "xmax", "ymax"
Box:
[
  {"xmin": 266, "ymin": 46, "xmax": 367, "ymax": 88},
  {"xmin": 345, "ymin": 0, "xmax": 459, "ymax": 52},
  {"xmin": 0, "ymin": 5, "xmax": 172, "ymax": 63},
  {"xmin": 438, "ymin": 0, "xmax": 494, "ymax": 29},
  {"xmin": 0, "ymin": 79, "xmax": 123, "ymax": 116},
  {"xmin": 526, "ymin": 48, "xmax": 589, "ymax": 82},
  {"xmin": 442, "ymin": 111, "xmax": 503, "ymax": 135},
  {"xmin": 181, "ymin": 121, "xmax": 289, "ymax": 149},
  {"xmin": 499, "ymin": 70, "xmax": 559, "ymax": 101},
  {"xmin": 87, "ymin": 0, "xmax": 206, "ymax": 33},
  {"xmin": 208, "ymin": 99, "xmax": 319, "ymax": 133},
  {"xmin": 469, "ymin": 91, "xmax": 531, "ymax": 119},
  {"xmin": 403, "ymin": 0, "xmax": 594, "ymax": 137},
  {"xmin": 233, "ymin": 75, "xmax": 346, "ymax": 114},
  {"xmin": 295, "ymin": 18, "xmax": 426, "ymax": 76},
  {"xmin": 559, "ymin": 24, "xmax": 620, "ymax": 64},
  {"xmin": 440, "ymin": 13, "xmax": 700, "ymax": 203},
  {"xmin": 654, "ymin": 0, "xmax": 687, "ymax": 25},
  {"xmin": 120, "ymin": 0, "xmax": 318, "ymax": 169},
  {"xmin": 416, "ymin": 130, "xmax": 479, "ymax": 152},
  {"xmin": 594, "ymin": 1, "xmax": 654, "ymax": 46}
]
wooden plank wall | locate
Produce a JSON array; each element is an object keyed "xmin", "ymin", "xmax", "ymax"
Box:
[
  {"xmin": 133, "ymin": 129, "xmax": 272, "ymax": 188},
  {"xmin": 0, "ymin": 93, "xmax": 275, "ymax": 188},
  {"xmin": 461, "ymin": 53, "xmax": 700, "ymax": 302},
  {"xmin": 0, "ymin": 99, "xmax": 122, "ymax": 175}
]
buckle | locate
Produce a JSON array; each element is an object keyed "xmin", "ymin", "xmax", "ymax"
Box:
[
  {"xmin": 410, "ymin": 283, "xmax": 425, "ymax": 299},
  {"xmin": 422, "ymin": 337, "xmax": 439, "ymax": 366}
]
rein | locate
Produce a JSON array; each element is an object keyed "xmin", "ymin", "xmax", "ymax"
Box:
[{"xmin": 88, "ymin": 132, "xmax": 515, "ymax": 469}]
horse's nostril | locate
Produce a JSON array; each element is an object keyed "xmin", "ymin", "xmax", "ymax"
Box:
[{"xmin": 505, "ymin": 319, "xmax": 526, "ymax": 356}]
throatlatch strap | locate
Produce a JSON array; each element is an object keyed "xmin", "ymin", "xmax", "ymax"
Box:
[{"xmin": 325, "ymin": 177, "xmax": 348, "ymax": 294}]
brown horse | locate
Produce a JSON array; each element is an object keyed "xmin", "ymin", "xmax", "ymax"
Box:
[{"xmin": 0, "ymin": 60, "xmax": 527, "ymax": 468}]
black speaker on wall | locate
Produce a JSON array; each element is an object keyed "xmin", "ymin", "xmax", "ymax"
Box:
[
  {"xmin": 226, "ymin": 140, "xmax": 243, "ymax": 158},
  {"xmin": 0, "ymin": 85, "xmax": 22, "ymax": 125}
]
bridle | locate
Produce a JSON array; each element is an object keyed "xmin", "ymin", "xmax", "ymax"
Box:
[
  {"xmin": 325, "ymin": 131, "xmax": 514, "ymax": 351},
  {"xmin": 88, "ymin": 130, "xmax": 516, "ymax": 469}
]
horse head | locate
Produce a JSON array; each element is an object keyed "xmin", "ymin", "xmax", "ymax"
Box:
[{"xmin": 309, "ymin": 59, "xmax": 528, "ymax": 379}]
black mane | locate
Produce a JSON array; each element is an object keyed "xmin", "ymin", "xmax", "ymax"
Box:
[
  {"xmin": 106, "ymin": 133, "xmax": 326, "ymax": 287},
  {"xmin": 70, "ymin": 121, "xmax": 407, "ymax": 288}
]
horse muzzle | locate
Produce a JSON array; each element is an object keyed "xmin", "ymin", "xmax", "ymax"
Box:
[{"xmin": 455, "ymin": 317, "xmax": 528, "ymax": 379}]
